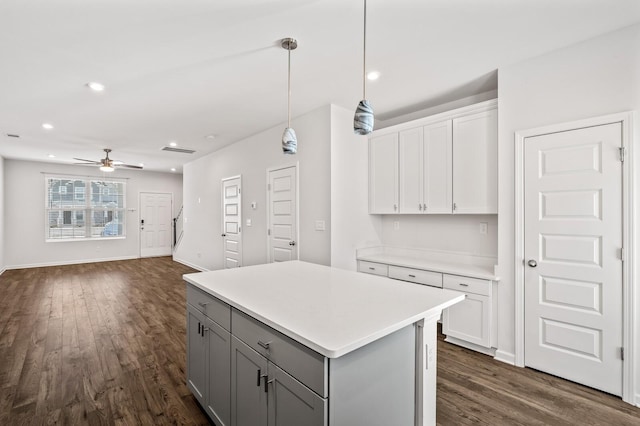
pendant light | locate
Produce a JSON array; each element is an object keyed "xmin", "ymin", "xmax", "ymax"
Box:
[
  {"xmin": 354, "ymin": 0, "xmax": 374, "ymax": 135},
  {"xmin": 282, "ymin": 37, "xmax": 298, "ymax": 154}
]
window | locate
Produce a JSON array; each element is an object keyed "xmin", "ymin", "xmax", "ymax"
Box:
[{"xmin": 46, "ymin": 176, "xmax": 126, "ymax": 241}]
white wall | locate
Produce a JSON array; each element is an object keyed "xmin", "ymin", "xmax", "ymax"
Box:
[
  {"xmin": 0, "ymin": 155, "xmax": 5, "ymax": 274},
  {"xmin": 176, "ymin": 105, "xmax": 332, "ymax": 271},
  {"xmin": 4, "ymin": 159, "xmax": 183, "ymax": 268},
  {"xmin": 498, "ymin": 23, "xmax": 640, "ymax": 399},
  {"xmin": 380, "ymin": 214, "xmax": 497, "ymax": 257},
  {"xmin": 330, "ymin": 105, "xmax": 382, "ymax": 271}
]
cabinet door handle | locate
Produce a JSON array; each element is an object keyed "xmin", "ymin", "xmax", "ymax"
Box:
[
  {"xmin": 256, "ymin": 369, "xmax": 262, "ymax": 386},
  {"xmin": 453, "ymin": 203, "xmax": 457, "ymax": 211},
  {"xmin": 418, "ymin": 204, "xmax": 422, "ymax": 211},
  {"xmin": 265, "ymin": 378, "xmax": 274, "ymax": 393},
  {"xmin": 198, "ymin": 301, "xmax": 210, "ymax": 308},
  {"xmin": 369, "ymin": 267, "xmax": 375, "ymax": 271},
  {"xmin": 257, "ymin": 340, "xmax": 271, "ymax": 350},
  {"xmin": 198, "ymin": 322, "xmax": 201, "ymax": 334},
  {"xmin": 393, "ymin": 204, "xmax": 397, "ymax": 211},
  {"xmin": 458, "ymin": 283, "xmax": 469, "ymax": 287},
  {"xmin": 408, "ymin": 274, "xmax": 416, "ymax": 278},
  {"xmin": 423, "ymin": 204, "xmax": 427, "ymax": 211}
]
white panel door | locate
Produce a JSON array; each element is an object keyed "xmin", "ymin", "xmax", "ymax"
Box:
[
  {"xmin": 452, "ymin": 109, "xmax": 497, "ymax": 214},
  {"xmin": 369, "ymin": 133, "xmax": 398, "ymax": 214},
  {"xmin": 524, "ymin": 123, "xmax": 623, "ymax": 396},
  {"xmin": 267, "ymin": 166, "xmax": 297, "ymax": 263},
  {"xmin": 222, "ymin": 176, "xmax": 242, "ymax": 269},
  {"xmin": 140, "ymin": 192, "xmax": 173, "ymax": 257},
  {"xmin": 423, "ymin": 120, "xmax": 453, "ymax": 214}
]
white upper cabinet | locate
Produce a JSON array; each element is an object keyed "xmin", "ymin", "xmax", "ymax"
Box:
[
  {"xmin": 399, "ymin": 122, "xmax": 452, "ymax": 214},
  {"xmin": 369, "ymin": 133, "xmax": 399, "ymax": 214},
  {"xmin": 369, "ymin": 100, "xmax": 497, "ymax": 215},
  {"xmin": 452, "ymin": 109, "xmax": 498, "ymax": 214}
]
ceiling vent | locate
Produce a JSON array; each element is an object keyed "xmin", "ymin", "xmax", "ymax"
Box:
[{"xmin": 162, "ymin": 146, "xmax": 196, "ymax": 154}]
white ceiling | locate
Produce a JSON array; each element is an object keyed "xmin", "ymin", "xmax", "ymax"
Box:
[{"xmin": 1, "ymin": 0, "xmax": 639, "ymax": 173}]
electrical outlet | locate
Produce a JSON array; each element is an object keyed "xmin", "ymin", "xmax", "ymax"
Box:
[
  {"xmin": 315, "ymin": 220, "xmax": 325, "ymax": 231},
  {"xmin": 479, "ymin": 222, "xmax": 488, "ymax": 235}
]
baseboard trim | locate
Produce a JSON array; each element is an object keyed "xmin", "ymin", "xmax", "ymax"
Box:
[
  {"xmin": 0, "ymin": 267, "xmax": 6, "ymax": 276},
  {"xmin": 634, "ymin": 393, "xmax": 640, "ymax": 408},
  {"xmin": 444, "ymin": 336, "xmax": 496, "ymax": 357},
  {"xmin": 494, "ymin": 349, "xmax": 516, "ymax": 365},
  {"xmin": 5, "ymin": 256, "xmax": 138, "ymax": 270},
  {"xmin": 172, "ymin": 256, "xmax": 209, "ymax": 272}
]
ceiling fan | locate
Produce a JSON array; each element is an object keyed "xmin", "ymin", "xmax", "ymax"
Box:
[{"xmin": 73, "ymin": 148, "xmax": 143, "ymax": 172}]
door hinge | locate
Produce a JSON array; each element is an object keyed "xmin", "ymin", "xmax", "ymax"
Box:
[
  {"xmin": 620, "ymin": 247, "xmax": 624, "ymax": 261},
  {"xmin": 621, "ymin": 347, "xmax": 624, "ymax": 361},
  {"xmin": 267, "ymin": 183, "xmax": 271, "ymax": 191},
  {"xmin": 239, "ymin": 226, "xmax": 241, "ymax": 233},
  {"xmin": 267, "ymin": 229, "xmax": 271, "ymax": 236},
  {"xmin": 619, "ymin": 147, "xmax": 626, "ymax": 162}
]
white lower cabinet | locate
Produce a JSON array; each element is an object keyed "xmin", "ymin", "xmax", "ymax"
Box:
[
  {"xmin": 442, "ymin": 274, "xmax": 495, "ymax": 349},
  {"xmin": 358, "ymin": 260, "xmax": 497, "ymax": 351}
]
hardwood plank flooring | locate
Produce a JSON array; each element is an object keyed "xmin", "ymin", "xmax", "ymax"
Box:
[{"xmin": 0, "ymin": 257, "xmax": 638, "ymax": 425}]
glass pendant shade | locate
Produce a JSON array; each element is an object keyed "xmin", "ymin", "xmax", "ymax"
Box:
[
  {"xmin": 354, "ymin": 99, "xmax": 374, "ymax": 135},
  {"xmin": 282, "ymin": 127, "xmax": 297, "ymax": 154}
]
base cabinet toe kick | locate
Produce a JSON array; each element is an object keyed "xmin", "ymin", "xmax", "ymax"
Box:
[{"xmin": 186, "ymin": 280, "xmax": 452, "ymax": 426}]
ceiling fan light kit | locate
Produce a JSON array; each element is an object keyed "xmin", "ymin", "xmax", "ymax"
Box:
[
  {"xmin": 281, "ymin": 37, "xmax": 298, "ymax": 155},
  {"xmin": 354, "ymin": 0, "xmax": 374, "ymax": 135}
]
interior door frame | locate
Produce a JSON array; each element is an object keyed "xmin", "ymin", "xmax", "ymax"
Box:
[
  {"xmin": 514, "ymin": 111, "xmax": 635, "ymax": 404},
  {"xmin": 139, "ymin": 191, "xmax": 174, "ymax": 257},
  {"xmin": 266, "ymin": 162, "xmax": 300, "ymax": 263}
]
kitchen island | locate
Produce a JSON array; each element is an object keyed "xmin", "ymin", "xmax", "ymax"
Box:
[{"xmin": 184, "ymin": 260, "xmax": 464, "ymax": 426}]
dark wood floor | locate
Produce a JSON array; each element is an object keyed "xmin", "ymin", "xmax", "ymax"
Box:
[{"xmin": 0, "ymin": 258, "xmax": 638, "ymax": 425}]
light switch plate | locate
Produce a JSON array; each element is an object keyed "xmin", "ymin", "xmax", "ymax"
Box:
[{"xmin": 315, "ymin": 220, "xmax": 325, "ymax": 231}]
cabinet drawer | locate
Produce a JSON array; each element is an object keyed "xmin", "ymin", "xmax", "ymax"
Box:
[
  {"xmin": 186, "ymin": 284, "xmax": 231, "ymax": 331},
  {"xmin": 232, "ymin": 309, "xmax": 327, "ymax": 398},
  {"xmin": 443, "ymin": 274, "xmax": 491, "ymax": 296},
  {"xmin": 388, "ymin": 266, "xmax": 442, "ymax": 288},
  {"xmin": 358, "ymin": 261, "xmax": 388, "ymax": 276}
]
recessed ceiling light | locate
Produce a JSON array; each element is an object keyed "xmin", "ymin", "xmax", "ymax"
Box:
[
  {"xmin": 205, "ymin": 134, "xmax": 217, "ymax": 140},
  {"xmin": 138, "ymin": 163, "xmax": 144, "ymax": 167},
  {"xmin": 169, "ymin": 141, "xmax": 177, "ymax": 147},
  {"xmin": 42, "ymin": 123, "xmax": 54, "ymax": 130},
  {"xmin": 87, "ymin": 82, "xmax": 105, "ymax": 92},
  {"xmin": 48, "ymin": 154, "xmax": 56, "ymax": 158},
  {"xmin": 366, "ymin": 71, "xmax": 380, "ymax": 81},
  {"xmin": 170, "ymin": 168, "xmax": 176, "ymax": 172}
]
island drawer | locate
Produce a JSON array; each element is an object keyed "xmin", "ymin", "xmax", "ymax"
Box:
[
  {"xmin": 388, "ymin": 266, "xmax": 443, "ymax": 288},
  {"xmin": 231, "ymin": 309, "xmax": 327, "ymax": 397},
  {"xmin": 186, "ymin": 284, "xmax": 231, "ymax": 331},
  {"xmin": 443, "ymin": 274, "xmax": 491, "ymax": 296},
  {"xmin": 357, "ymin": 260, "xmax": 388, "ymax": 276}
]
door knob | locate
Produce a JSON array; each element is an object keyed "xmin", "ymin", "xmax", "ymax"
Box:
[
  {"xmin": 221, "ymin": 233, "xmax": 226, "ymax": 237},
  {"xmin": 289, "ymin": 241, "xmax": 296, "ymax": 246},
  {"xmin": 528, "ymin": 259, "xmax": 537, "ymax": 267}
]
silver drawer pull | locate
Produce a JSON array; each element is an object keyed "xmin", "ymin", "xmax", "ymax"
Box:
[
  {"xmin": 458, "ymin": 283, "xmax": 469, "ymax": 287},
  {"xmin": 369, "ymin": 267, "xmax": 375, "ymax": 270},
  {"xmin": 408, "ymin": 274, "xmax": 416, "ymax": 278},
  {"xmin": 198, "ymin": 301, "xmax": 210, "ymax": 308},
  {"xmin": 257, "ymin": 340, "xmax": 271, "ymax": 350}
]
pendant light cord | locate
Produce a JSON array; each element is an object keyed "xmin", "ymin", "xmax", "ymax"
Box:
[
  {"xmin": 363, "ymin": 0, "xmax": 367, "ymax": 100},
  {"xmin": 287, "ymin": 46, "xmax": 292, "ymax": 128}
]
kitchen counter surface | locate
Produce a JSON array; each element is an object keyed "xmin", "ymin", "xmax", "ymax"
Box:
[{"xmin": 184, "ymin": 260, "xmax": 464, "ymax": 358}]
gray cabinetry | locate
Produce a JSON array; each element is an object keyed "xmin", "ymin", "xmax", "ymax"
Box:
[
  {"xmin": 231, "ymin": 336, "xmax": 268, "ymax": 426},
  {"xmin": 187, "ymin": 284, "xmax": 231, "ymax": 426},
  {"xmin": 187, "ymin": 304, "xmax": 207, "ymax": 405}
]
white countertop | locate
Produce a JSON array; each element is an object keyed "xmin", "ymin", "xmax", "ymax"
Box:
[{"xmin": 184, "ymin": 261, "xmax": 464, "ymax": 358}]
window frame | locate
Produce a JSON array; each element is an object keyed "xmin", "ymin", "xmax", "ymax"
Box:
[{"xmin": 45, "ymin": 174, "xmax": 127, "ymax": 242}]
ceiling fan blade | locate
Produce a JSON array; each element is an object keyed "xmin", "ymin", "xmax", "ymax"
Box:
[
  {"xmin": 73, "ymin": 158, "xmax": 101, "ymax": 164},
  {"xmin": 117, "ymin": 164, "xmax": 144, "ymax": 170}
]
